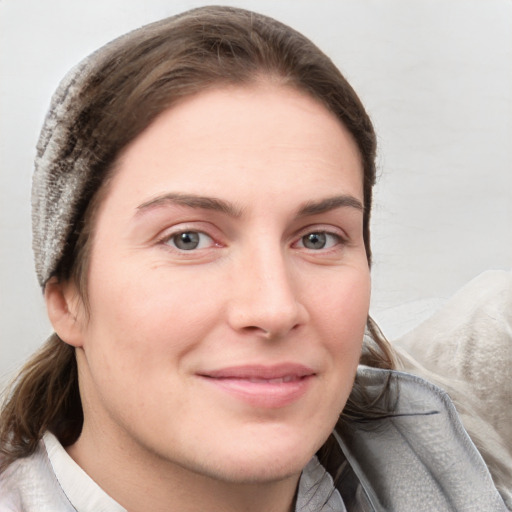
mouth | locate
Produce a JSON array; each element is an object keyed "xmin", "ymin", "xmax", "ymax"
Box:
[{"xmin": 197, "ymin": 364, "xmax": 316, "ymax": 408}]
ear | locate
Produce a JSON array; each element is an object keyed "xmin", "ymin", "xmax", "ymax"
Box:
[{"xmin": 44, "ymin": 277, "xmax": 85, "ymax": 348}]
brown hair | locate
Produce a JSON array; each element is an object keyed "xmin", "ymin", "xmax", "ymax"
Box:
[{"xmin": 0, "ymin": 5, "xmax": 395, "ymax": 471}]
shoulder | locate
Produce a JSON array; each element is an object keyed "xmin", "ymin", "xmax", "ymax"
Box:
[
  {"xmin": 0, "ymin": 441, "xmax": 72, "ymax": 512},
  {"xmin": 335, "ymin": 366, "xmax": 508, "ymax": 511}
]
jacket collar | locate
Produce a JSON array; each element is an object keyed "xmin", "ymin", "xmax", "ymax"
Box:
[{"xmin": 318, "ymin": 367, "xmax": 507, "ymax": 511}]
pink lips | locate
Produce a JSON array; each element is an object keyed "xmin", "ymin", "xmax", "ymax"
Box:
[{"xmin": 198, "ymin": 364, "xmax": 315, "ymax": 408}]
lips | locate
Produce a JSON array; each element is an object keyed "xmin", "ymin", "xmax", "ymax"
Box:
[{"xmin": 197, "ymin": 364, "xmax": 315, "ymax": 408}]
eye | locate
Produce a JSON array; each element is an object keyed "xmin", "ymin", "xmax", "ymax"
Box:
[
  {"xmin": 297, "ymin": 231, "xmax": 341, "ymax": 250},
  {"xmin": 165, "ymin": 231, "xmax": 215, "ymax": 251}
]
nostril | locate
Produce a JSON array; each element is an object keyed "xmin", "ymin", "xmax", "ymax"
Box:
[
  {"xmin": 243, "ymin": 325, "xmax": 270, "ymax": 335},
  {"xmin": 241, "ymin": 322, "xmax": 302, "ymax": 338}
]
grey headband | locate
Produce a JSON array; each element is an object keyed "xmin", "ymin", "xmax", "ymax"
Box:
[
  {"xmin": 32, "ymin": 56, "xmax": 94, "ymax": 288},
  {"xmin": 31, "ymin": 23, "xmax": 159, "ymax": 288}
]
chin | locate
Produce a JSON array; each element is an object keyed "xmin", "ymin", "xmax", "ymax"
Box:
[
  {"xmin": 202, "ymin": 452, "xmax": 312, "ymax": 485},
  {"xmin": 190, "ymin": 431, "xmax": 324, "ymax": 485}
]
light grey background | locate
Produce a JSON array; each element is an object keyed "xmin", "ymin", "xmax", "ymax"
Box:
[{"xmin": 1, "ymin": 0, "xmax": 511, "ymax": 383}]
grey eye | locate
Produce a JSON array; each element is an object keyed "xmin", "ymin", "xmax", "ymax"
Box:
[
  {"xmin": 172, "ymin": 232, "xmax": 201, "ymax": 250},
  {"xmin": 302, "ymin": 232, "xmax": 327, "ymax": 250},
  {"xmin": 164, "ymin": 230, "xmax": 216, "ymax": 251}
]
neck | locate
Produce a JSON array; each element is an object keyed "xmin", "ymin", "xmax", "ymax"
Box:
[{"xmin": 66, "ymin": 422, "xmax": 301, "ymax": 512}]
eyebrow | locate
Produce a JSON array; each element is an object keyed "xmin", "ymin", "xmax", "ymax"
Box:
[
  {"xmin": 136, "ymin": 192, "xmax": 363, "ymax": 218},
  {"xmin": 297, "ymin": 195, "xmax": 364, "ymax": 216},
  {"xmin": 136, "ymin": 193, "xmax": 244, "ymax": 218}
]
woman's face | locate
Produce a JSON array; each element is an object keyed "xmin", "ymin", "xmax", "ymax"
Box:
[{"xmin": 67, "ymin": 84, "xmax": 370, "ymax": 483}]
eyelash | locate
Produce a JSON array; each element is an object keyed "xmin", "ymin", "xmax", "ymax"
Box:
[
  {"xmin": 160, "ymin": 230, "xmax": 218, "ymax": 251},
  {"xmin": 293, "ymin": 230, "xmax": 344, "ymax": 251},
  {"xmin": 158, "ymin": 226, "xmax": 346, "ymax": 254}
]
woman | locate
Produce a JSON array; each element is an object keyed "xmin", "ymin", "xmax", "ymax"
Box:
[{"xmin": 0, "ymin": 6, "xmax": 507, "ymax": 511}]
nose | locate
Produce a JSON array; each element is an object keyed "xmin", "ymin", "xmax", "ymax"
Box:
[{"xmin": 227, "ymin": 245, "xmax": 309, "ymax": 339}]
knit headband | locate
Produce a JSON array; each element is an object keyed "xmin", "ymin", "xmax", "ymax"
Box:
[{"xmin": 31, "ymin": 21, "xmax": 162, "ymax": 288}]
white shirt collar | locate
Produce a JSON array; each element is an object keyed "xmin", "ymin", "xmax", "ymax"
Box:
[{"xmin": 43, "ymin": 432, "xmax": 127, "ymax": 512}]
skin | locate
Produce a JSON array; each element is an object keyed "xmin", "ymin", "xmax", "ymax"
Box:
[{"xmin": 46, "ymin": 83, "xmax": 371, "ymax": 512}]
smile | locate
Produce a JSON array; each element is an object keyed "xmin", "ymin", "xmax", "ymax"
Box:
[{"xmin": 197, "ymin": 364, "xmax": 316, "ymax": 408}]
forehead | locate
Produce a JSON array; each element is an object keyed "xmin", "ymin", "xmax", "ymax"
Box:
[{"xmin": 105, "ymin": 83, "xmax": 363, "ymax": 211}]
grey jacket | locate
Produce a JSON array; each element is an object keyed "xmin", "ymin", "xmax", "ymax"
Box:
[
  {"xmin": 0, "ymin": 367, "xmax": 507, "ymax": 511},
  {"xmin": 324, "ymin": 366, "xmax": 508, "ymax": 511}
]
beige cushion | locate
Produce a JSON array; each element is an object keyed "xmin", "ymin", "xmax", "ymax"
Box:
[{"xmin": 394, "ymin": 270, "xmax": 512, "ymax": 508}]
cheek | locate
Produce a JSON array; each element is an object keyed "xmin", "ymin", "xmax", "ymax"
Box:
[
  {"xmin": 84, "ymin": 256, "xmax": 221, "ymax": 358},
  {"xmin": 299, "ymin": 267, "xmax": 370, "ymax": 440},
  {"xmin": 314, "ymin": 266, "xmax": 370, "ymax": 338},
  {"xmin": 314, "ymin": 266, "xmax": 370, "ymax": 390}
]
